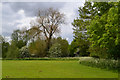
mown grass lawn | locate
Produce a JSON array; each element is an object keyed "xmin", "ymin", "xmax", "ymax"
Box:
[{"xmin": 2, "ymin": 60, "xmax": 118, "ymax": 78}]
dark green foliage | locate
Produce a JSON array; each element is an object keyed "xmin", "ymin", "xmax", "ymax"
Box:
[
  {"xmin": 71, "ymin": 2, "xmax": 95, "ymax": 57},
  {"xmin": 89, "ymin": 46, "xmax": 107, "ymax": 59},
  {"xmin": 87, "ymin": 2, "xmax": 120, "ymax": 59},
  {"xmin": 0, "ymin": 35, "xmax": 9, "ymax": 58},
  {"xmin": 93, "ymin": 2, "xmax": 114, "ymax": 16},
  {"xmin": 69, "ymin": 39, "xmax": 89, "ymax": 57},
  {"xmin": 72, "ymin": 2, "xmax": 95, "ymax": 40},
  {"xmin": 58, "ymin": 38, "xmax": 69, "ymax": 57},
  {"xmin": 2, "ymin": 42, "xmax": 9, "ymax": 58},
  {"xmin": 16, "ymin": 40, "xmax": 27, "ymax": 49},
  {"xmin": 69, "ymin": 40, "xmax": 77, "ymax": 57},
  {"xmin": 6, "ymin": 42, "xmax": 20, "ymax": 59}
]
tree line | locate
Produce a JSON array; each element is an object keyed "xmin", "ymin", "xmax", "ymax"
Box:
[{"xmin": 1, "ymin": 2, "xmax": 120, "ymax": 59}]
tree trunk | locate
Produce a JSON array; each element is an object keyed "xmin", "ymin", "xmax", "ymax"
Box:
[{"xmin": 46, "ymin": 32, "xmax": 52, "ymax": 56}]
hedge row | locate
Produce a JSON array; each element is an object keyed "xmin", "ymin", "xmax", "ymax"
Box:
[
  {"xmin": 2, "ymin": 57, "xmax": 80, "ymax": 61},
  {"xmin": 79, "ymin": 57, "xmax": 119, "ymax": 71}
]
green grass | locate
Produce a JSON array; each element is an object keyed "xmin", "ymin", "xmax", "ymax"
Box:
[{"xmin": 2, "ymin": 60, "xmax": 118, "ymax": 78}]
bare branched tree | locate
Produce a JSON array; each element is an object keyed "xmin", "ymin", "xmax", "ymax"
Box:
[{"xmin": 27, "ymin": 8, "xmax": 65, "ymax": 54}]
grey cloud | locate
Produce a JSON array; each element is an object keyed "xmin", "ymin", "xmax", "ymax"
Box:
[
  {"xmin": 2, "ymin": 21, "xmax": 19, "ymax": 35},
  {"xmin": 4, "ymin": 2, "xmax": 66, "ymax": 17},
  {"xmin": 2, "ymin": 3, "xmax": 21, "ymax": 37},
  {"xmin": 2, "ymin": 2, "xmax": 67, "ymax": 41}
]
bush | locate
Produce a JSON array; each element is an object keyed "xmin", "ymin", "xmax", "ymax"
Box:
[
  {"xmin": 19, "ymin": 46, "xmax": 30, "ymax": 58},
  {"xmin": 51, "ymin": 37, "xmax": 69, "ymax": 57},
  {"xmin": 28, "ymin": 39, "xmax": 46, "ymax": 57},
  {"xmin": 49, "ymin": 43, "xmax": 62, "ymax": 57},
  {"xmin": 79, "ymin": 57, "xmax": 118, "ymax": 71}
]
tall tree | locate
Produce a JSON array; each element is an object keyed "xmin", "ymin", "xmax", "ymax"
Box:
[
  {"xmin": 27, "ymin": 8, "xmax": 65, "ymax": 54},
  {"xmin": 87, "ymin": 2, "xmax": 120, "ymax": 59},
  {"xmin": 72, "ymin": 2, "xmax": 114, "ymax": 57},
  {"xmin": 72, "ymin": 2, "xmax": 95, "ymax": 56}
]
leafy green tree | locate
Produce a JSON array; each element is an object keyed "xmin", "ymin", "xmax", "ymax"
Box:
[
  {"xmin": 72, "ymin": 2, "xmax": 96, "ymax": 40},
  {"xmin": 71, "ymin": 2, "xmax": 95, "ymax": 56},
  {"xmin": 71, "ymin": 2, "xmax": 115, "ymax": 58},
  {"xmin": 60, "ymin": 39, "xmax": 69, "ymax": 57},
  {"xmin": 11, "ymin": 29, "xmax": 27, "ymax": 49},
  {"xmin": 87, "ymin": 2, "xmax": 120, "ymax": 59},
  {"xmin": 69, "ymin": 40, "xmax": 78, "ymax": 57},
  {"xmin": 6, "ymin": 42, "xmax": 20, "ymax": 59},
  {"xmin": 93, "ymin": 2, "xmax": 114, "ymax": 16},
  {"xmin": 5, "ymin": 29, "xmax": 30, "ymax": 59}
]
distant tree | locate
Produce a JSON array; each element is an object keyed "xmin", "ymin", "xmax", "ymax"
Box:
[
  {"xmin": 11, "ymin": 29, "xmax": 28, "ymax": 49},
  {"xmin": 27, "ymin": 8, "xmax": 65, "ymax": 55},
  {"xmin": 6, "ymin": 42, "xmax": 20, "ymax": 59},
  {"xmin": 69, "ymin": 40, "xmax": 78, "ymax": 57}
]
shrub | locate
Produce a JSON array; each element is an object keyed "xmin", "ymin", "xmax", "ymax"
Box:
[
  {"xmin": 28, "ymin": 39, "xmax": 46, "ymax": 57},
  {"xmin": 19, "ymin": 46, "xmax": 30, "ymax": 58},
  {"xmin": 51, "ymin": 37, "xmax": 69, "ymax": 57},
  {"xmin": 79, "ymin": 57, "xmax": 118, "ymax": 71},
  {"xmin": 49, "ymin": 43, "xmax": 62, "ymax": 57}
]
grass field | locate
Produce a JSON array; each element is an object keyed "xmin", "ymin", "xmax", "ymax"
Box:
[{"xmin": 2, "ymin": 60, "xmax": 118, "ymax": 78}]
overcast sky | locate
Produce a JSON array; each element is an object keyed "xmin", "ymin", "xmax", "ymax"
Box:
[{"xmin": 2, "ymin": 1, "xmax": 85, "ymax": 43}]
